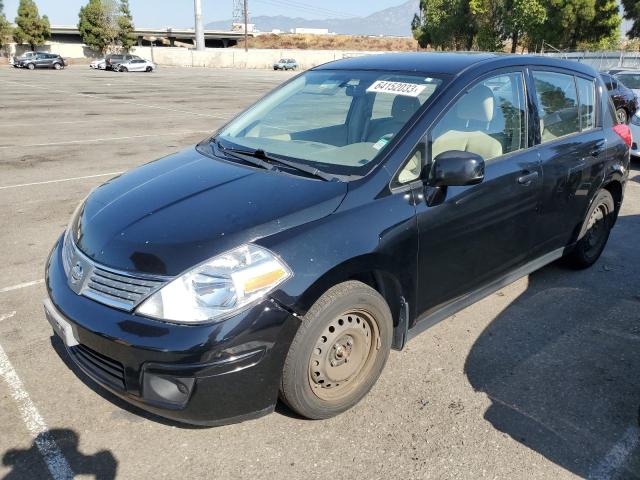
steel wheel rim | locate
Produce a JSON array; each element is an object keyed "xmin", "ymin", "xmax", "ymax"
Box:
[
  {"xmin": 617, "ymin": 109, "xmax": 627, "ymax": 124},
  {"xmin": 584, "ymin": 203, "xmax": 609, "ymax": 257},
  {"xmin": 308, "ymin": 310, "xmax": 380, "ymax": 401}
]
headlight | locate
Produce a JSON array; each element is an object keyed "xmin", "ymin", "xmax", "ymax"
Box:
[{"xmin": 136, "ymin": 244, "xmax": 292, "ymax": 324}]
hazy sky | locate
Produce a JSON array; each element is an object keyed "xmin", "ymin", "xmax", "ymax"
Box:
[{"xmin": 2, "ymin": 0, "xmax": 406, "ymax": 27}]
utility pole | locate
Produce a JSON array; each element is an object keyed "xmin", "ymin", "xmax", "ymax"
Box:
[
  {"xmin": 243, "ymin": 0, "xmax": 248, "ymax": 52},
  {"xmin": 194, "ymin": 0, "xmax": 205, "ymax": 51}
]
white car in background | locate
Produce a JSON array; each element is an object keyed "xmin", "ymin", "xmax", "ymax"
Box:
[
  {"xmin": 117, "ymin": 58, "xmax": 156, "ymax": 72},
  {"xmin": 90, "ymin": 58, "xmax": 106, "ymax": 70}
]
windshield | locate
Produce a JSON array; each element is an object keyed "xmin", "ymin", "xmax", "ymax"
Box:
[
  {"xmin": 614, "ymin": 73, "xmax": 640, "ymax": 89},
  {"xmin": 217, "ymin": 69, "xmax": 443, "ymax": 175}
]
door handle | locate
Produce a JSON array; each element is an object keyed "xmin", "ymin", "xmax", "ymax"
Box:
[{"xmin": 517, "ymin": 171, "xmax": 539, "ymax": 186}]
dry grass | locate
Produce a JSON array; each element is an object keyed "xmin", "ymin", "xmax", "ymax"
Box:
[{"xmin": 235, "ymin": 34, "xmax": 419, "ymax": 51}]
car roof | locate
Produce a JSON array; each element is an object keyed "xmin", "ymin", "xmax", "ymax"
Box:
[
  {"xmin": 313, "ymin": 52, "xmax": 598, "ymax": 78},
  {"xmin": 612, "ymin": 70, "xmax": 640, "ymax": 75}
]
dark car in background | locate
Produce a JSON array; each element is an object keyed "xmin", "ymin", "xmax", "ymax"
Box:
[
  {"xmin": 105, "ymin": 53, "xmax": 140, "ymax": 71},
  {"xmin": 45, "ymin": 53, "xmax": 630, "ymax": 426},
  {"xmin": 17, "ymin": 53, "xmax": 65, "ymax": 70},
  {"xmin": 601, "ymin": 72, "xmax": 638, "ymax": 124}
]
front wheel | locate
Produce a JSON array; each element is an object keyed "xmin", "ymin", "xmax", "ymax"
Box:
[
  {"xmin": 53, "ymin": 63, "xmax": 61, "ymax": 70},
  {"xmin": 120, "ymin": 66, "xmax": 128, "ymax": 72},
  {"xmin": 27, "ymin": 63, "xmax": 35, "ymax": 70},
  {"xmin": 280, "ymin": 281, "xmax": 392, "ymax": 419},
  {"xmin": 145, "ymin": 66, "xmax": 152, "ymax": 72},
  {"xmin": 616, "ymin": 108, "xmax": 629, "ymax": 125},
  {"xmin": 564, "ymin": 189, "xmax": 615, "ymax": 269}
]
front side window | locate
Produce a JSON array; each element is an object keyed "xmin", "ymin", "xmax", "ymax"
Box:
[
  {"xmin": 430, "ymin": 72, "xmax": 526, "ymax": 162},
  {"xmin": 217, "ymin": 70, "xmax": 443, "ymax": 176},
  {"xmin": 533, "ymin": 71, "xmax": 580, "ymax": 142}
]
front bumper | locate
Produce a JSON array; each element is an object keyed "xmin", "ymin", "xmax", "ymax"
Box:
[{"xmin": 45, "ymin": 236, "xmax": 300, "ymax": 426}]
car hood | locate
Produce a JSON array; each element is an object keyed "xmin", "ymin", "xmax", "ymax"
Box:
[{"xmin": 72, "ymin": 146, "xmax": 347, "ymax": 276}]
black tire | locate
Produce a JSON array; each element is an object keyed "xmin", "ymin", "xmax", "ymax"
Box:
[
  {"xmin": 27, "ymin": 63, "xmax": 35, "ymax": 70},
  {"xmin": 121, "ymin": 66, "xmax": 128, "ymax": 72},
  {"xmin": 145, "ymin": 66, "xmax": 152, "ymax": 72},
  {"xmin": 564, "ymin": 189, "xmax": 615, "ymax": 269},
  {"xmin": 616, "ymin": 108, "xmax": 628, "ymax": 125},
  {"xmin": 280, "ymin": 280, "xmax": 393, "ymax": 419},
  {"xmin": 53, "ymin": 62, "xmax": 61, "ymax": 70}
]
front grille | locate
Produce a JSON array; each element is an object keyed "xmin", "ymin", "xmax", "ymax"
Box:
[
  {"xmin": 62, "ymin": 232, "xmax": 169, "ymax": 311},
  {"xmin": 84, "ymin": 267, "xmax": 165, "ymax": 310},
  {"xmin": 70, "ymin": 344, "xmax": 126, "ymax": 390}
]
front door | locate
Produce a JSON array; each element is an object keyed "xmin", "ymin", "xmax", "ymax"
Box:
[{"xmin": 413, "ymin": 70, "xmax": 542, "ymax": 318}]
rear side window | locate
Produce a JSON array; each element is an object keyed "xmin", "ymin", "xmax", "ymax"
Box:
[
  {"xmin": 532, "ymin": 71, "xmax": 579, "ymax": 142},
  {"xmin": 576, "ymin": 77, "xmax": 596, "ymax": 130}
]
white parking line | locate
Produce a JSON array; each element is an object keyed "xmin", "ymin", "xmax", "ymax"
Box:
[
  {"xmin": 0, "ymin": 172, "xmax": 123, "ymax": 190},
  {"xmin": 0, "ymin": 79, "xmax": 230, "ymax": 119},
  {"xmin": 0, "ymin": 130, "xmax": 211, "ymax": 149},
  {"xmin": 0, "ymin": 279, "xmax": 44, "ymax": 293},
  {"xmin": 0, "ymin": 343, "xmax": 75, "ymax": 480},
  {"xmin": 0, "ymin": 311, "xmax": 16, "ymax": 322},
  {"xmin": 588, "ymin": 425, "xmax": 640, "ymax": 480}
]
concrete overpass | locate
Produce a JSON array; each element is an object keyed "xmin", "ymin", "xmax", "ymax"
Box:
[{"xmin": 49, "ymin": 25, "xmax": 251, "ymax": 48}]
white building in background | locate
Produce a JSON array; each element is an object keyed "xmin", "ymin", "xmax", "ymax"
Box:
[
  {"xmin": 232, "ymin": 22, "xmax": 256, "ymax": 33},
  {"xmin": 292, "ymin": 27, "xmax": 332, "ymax": 35}
]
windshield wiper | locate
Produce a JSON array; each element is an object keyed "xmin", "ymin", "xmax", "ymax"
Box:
[
  {"xmin": 215, "ymin": 140, "xmax": 335, "ymax": 182},
  {"xmin": 214, "ymin": 140, "xmax": 276, "ymax": 172}
]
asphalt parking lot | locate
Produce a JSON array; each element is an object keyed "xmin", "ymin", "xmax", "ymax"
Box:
[{"xmin": 1, "ymin": 65, "xmax": 640, "ymax": 480}]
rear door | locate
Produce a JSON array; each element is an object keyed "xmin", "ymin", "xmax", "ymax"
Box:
[
  {"xmin": 412, "ymin": 69, "xmax": 542, "ymax": 316},
  {"xmin": 530, "ymin": 69, "xmax": 605, "ymax": 253}
]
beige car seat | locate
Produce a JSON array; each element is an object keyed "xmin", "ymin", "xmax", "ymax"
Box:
[
  {"xmin": 366, "ymin": 96, "xmax": 421, "ymax": 142},
  {"xmin": 432, "ymin": 85, "xmax": 503, "ymax": 161}
]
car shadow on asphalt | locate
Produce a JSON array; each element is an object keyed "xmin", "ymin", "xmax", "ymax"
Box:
[
  {"xmin": 49, "ymin": 336, "xmax": 209, "ymax": 430},
  {"xmin": 465, "ymin": 213, "xmax": 640, "ymax": 478},
  {"xmin": 2, "ymin": 428, "xmax": 117, "ymax": 480}
]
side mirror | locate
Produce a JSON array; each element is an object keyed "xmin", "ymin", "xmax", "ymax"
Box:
[{"xmin": 429, "ymin": 150, "xmax": 485, "ymax": 187}]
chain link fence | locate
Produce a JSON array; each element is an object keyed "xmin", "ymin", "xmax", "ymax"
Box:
[{"xmin": 541, "ymin": 50, "xmax": 640, "ymax": 71}]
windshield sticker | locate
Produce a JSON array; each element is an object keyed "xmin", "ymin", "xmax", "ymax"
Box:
[
  {"xmin": 373, "ymin": 135, "xmax": 393, "ymax": 150},
  {"xmin": 366, "ymin": 80, "xmax": 427, "ymax": 97}
]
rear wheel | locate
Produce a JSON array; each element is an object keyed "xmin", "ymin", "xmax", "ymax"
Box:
[
  {"xmin": 564, "ymin": 189, "xmax": 615, "ymax": 269},
  {"xmin": 616, "ymin": 108, "xmax": 628, "ymax": 124},
  {"xmin": 280, "ymin": 281, "xmax": 392, "ymax": 419},
  {"xmin": 27, "ymin": 63, "xmax": 35, "ymax": 70}
]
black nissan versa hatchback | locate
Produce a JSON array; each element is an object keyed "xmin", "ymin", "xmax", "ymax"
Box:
[{"xmin": 45, "ymin": 53, "xmax": 630, "ymax": 426}]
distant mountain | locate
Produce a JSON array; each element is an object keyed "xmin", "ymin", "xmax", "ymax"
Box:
[{"xmin": 205, "ymin": 0, "xmax": 420, "ymax": 37}]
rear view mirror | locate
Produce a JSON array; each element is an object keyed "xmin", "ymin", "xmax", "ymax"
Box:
[{"xmin": 429, "ymin": 150, "xmax": 485, "ymax": 187}]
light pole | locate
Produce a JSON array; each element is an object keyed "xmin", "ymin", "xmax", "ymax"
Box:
[
  {"xmin": 244, "ymin": 0, "xmax": 248, "ymax": 52},
  {"xmin": 194, "ymin": 0, "xmax": 205, "ymax": 51}
]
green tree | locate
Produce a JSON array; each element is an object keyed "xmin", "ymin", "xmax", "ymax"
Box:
[
  {"xmin": 504, "ymin": 0, "xmax": 546, "ymax": 52},
  {"xmin": 413, "ymin": 0, "xmax": 476, "ymax": 50},
  {"xmin": 0, "ymin": 14, "xmax": 12, "ymax": 51},
  {"xmin": 117, "ymin": 0, "xmax": 134, "ymax": 50},
  {"xmin": 622, "ymin": 0, "xmax": 640, "ymax": 39},
  {"xmin": 528, "ymin": 0, "xmax": 618, "ymax": 51},
  {"xmin": 469, "ymin": 0, "xmax": 504, "ymax": 51},
  {"xmin": 78, "ymin": 0, "xmax": 117, "ymax": 53},
  {"xmin": 13, "ymin": 0, "xmax": 50, "ymax": 50}
]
